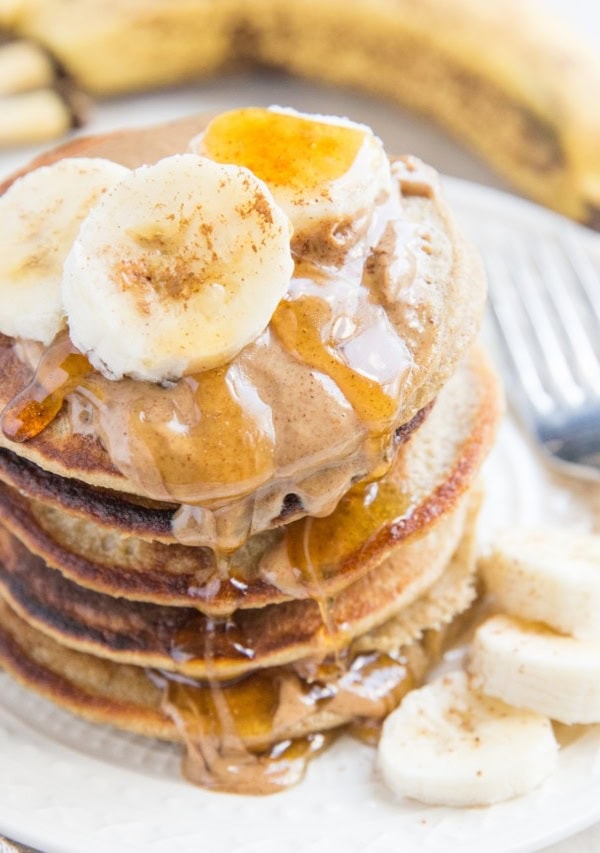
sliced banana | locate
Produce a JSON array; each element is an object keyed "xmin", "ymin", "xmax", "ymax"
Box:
[
  {"xmin": 63, "ymin": 154, "xmax": 294, "ymax": 382},
  {"xmin": 192, "ymin": 106, "xmax": 394, "ymax": 245},
  {"xmin": 378, "ymin": 670, "xmax": 557, "ymax": 807},
  {"xmin": 480, "ymin": 528, "xmax": 600, "ymax": 640},
  {"xmin": 0, "ymin": 157, "xmax": 129, "ymax": 344},
  {"xmin": 469, "ymin": 615, "xmax": 600, "ymax": 725}
]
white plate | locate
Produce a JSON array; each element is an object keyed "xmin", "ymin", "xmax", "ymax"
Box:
[{"xmin": 1, "ymin": 89, "xmax": 600, "ymax": 853}]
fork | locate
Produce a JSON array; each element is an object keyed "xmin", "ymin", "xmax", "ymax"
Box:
[
  {"xmin": 0, "ymin": 835, "xmax": 39, "ymax": 853},
  {"xmin": 480, "ymin": 223, "xmax": 600, "ymax": 478}
]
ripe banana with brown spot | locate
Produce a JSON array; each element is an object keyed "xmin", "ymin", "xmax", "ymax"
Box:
[{"xmin": 3, "ymin": 0, "xmax": 600, "ymax": 225}]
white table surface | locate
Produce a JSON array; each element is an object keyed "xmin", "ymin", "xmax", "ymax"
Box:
[{"xmin": 0, "ymin": 2, "xmax": 599, "ymax": 851}]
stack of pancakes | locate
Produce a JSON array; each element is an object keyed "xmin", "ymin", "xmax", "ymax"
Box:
[{"xmin": 0, "ymin": 116, "xmax": 501, "ymax": 793}]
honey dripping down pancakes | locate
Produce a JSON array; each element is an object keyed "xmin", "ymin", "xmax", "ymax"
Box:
[{"xmin": 0, "ymin": 107, "xmax": 501, "ymax": 794}]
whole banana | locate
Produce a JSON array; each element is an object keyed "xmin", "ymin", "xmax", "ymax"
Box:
[{"xmin": 2, "ymin": 0, "xmax": 600, "ymax": 225}]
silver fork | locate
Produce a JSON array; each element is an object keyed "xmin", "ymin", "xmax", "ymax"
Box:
[
  {"xmin": 0, "ymin": 835, "xmax": 40, "ymax": 853},
  {"xmin": 480, "ymin": 223, "xmax": 600, "ymax": 479}
]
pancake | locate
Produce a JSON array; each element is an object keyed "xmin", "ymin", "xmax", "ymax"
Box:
[
  {"xmin": 0, "ymin": 115, "xmax": 485, "ymax": 550},
  {"xmin": 0, "ymin": 513, "xmax": 479, "ymax": 751},
  {"xmin": 0, "ymin": 109, "xmax": 501, "ymax": 792},
  {"xmin": 355, "ymin": 489, "xmax": 481, "ymax": 653},
  {"xmin": 0, "ymin": 602, "xmax": 432, "ymax": 749},
  {"xmin": 0, "ymin": 489, "xmax": 472, "ymax": 678},
  {"xmin": 0, "ymin": 351, "xmax": 500, "ymax": 612},
  {"xmin": 0, "ymin": 402, "xmax": 432, "ymax": 546}
]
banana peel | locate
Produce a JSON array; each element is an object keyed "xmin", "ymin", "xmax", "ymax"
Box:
[{"xmin": 2, "ymin": 0, "xmax": 600, "ymax": 226}]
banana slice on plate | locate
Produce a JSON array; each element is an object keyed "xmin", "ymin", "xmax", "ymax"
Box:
[
  {"xmin": 480, "ymin": 528, "xmax": 600, "ymax": 640},
  {"xmin": 0, "ymin": 157, "xmax": 129, "ymax": 344},
  {"xmin": 469, "ymin": 615, "xmax": 600, "ymax": 725},
  {"xmin": 192, "ymin": 106, "xmax": 394, "ymax": 246},
  {"xmin": 378, "ymin": 670, "xmax": 557, "ymax": 807},
  {"xmin": 63, "ymin": 154, "xmax": 294, "ymax": 382}
]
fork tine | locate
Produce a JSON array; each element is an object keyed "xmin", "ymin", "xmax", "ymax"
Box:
[
  {"xmin": 562, "ymin": 228, "xmax": 600, "ymax": 327},
  {"xmin": 484, "ymin": 247, "xmax": 556, "ymax": 417},
  {"xmin": 533, "ymin": 239, "xmax": 600, "ymax": 394},
  {"xmin": 465, "ymin": 212, "xmax": 600, "ymax": 479},
  {"xmin": 502, "ymin": 235, "xmax": 585, "ymax": 407}
]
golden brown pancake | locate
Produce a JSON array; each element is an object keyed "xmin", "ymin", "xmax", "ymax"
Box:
[
  {"xmin": 0, "ymin": 593, "xmax": 425, "ymax": 749},
  {"xmin": 0, "ymin": 116, "xmax": 485, "ymax": 549},
  {"xmin": 0, "ymin": 111, "xmax": 501, "ymax": 792},
  {"xmin": 0, "ymin": 446, "xmax": 176, "ymax": 542},
  {"xmin": 0, "ymin": 490, "xmax": 472, "ymax": 678},
  {"xmin": 0, "ymin": 352, "xmax": 500, "ymax": 612},
  {"xmin": 0, "ymin": 511, "xmax": 479, "ymax": 751},
  {"xmin": 0, "ymin": 402, "xmax": 432, "ymax": 546}
]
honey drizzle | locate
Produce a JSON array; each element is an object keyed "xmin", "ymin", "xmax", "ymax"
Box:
[
  {"xmin": 271, "ymin": 295, "xmax": 398, "ymax": 429},
  {"xmin": 298, "ymin": 515, "xmax": 338, "ymax": 651},
  {"xmin": 284, "ymin": 478, "xmax": 413, "ymax": 591},
  {"xmin": 160, "ymin": 617, "xmax": 336, "ymax": 794},
  {"xmin": 154, "ymin": 647, "xmax": 413, "ymax": 794},
  {"xmin": 202, "ymin": 107, "xmax": 365, "ymax": 191},
  {"xmin": 186, "ymin": 617, "xmax": 277, "ymax": 792},
  {"xmin": 0, "ymin": 333, "xmax": 91, "ymax": 442},
  {"xmin": 1, "ymin": 337, "xmax": 277, "ymax": 518}
]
